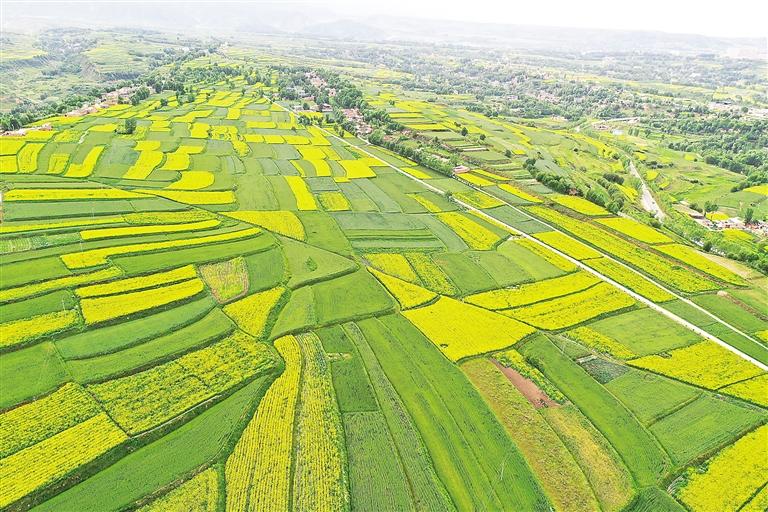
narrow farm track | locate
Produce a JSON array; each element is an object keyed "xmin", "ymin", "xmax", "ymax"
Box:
[
  {"xmin": 286, "ymin": 110, "xmax": 767, "ymax": 371},
  {"xmin": 628, "ymin": 160, "xmax": 666, "ymax": 220}
]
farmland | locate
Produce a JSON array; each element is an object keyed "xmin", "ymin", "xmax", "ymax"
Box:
[{"xmin": 0, "ymin": 24, "xmax": 765, "ymax": 512}]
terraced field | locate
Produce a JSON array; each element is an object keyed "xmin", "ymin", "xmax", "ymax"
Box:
[{"xmin": 1, "ymin": 59, "xmax": 766, "ymax": 512}]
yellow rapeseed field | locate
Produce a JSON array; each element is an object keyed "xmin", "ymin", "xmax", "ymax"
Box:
[
  {"xmin": 365, "ymin": 252, "xmax": 418, "ymax": 282},
  {"xmin": 507, "ymin": 282, "xmax": 635, "ymax": 330},
  {"xmin": 596, "ymin": 217, "xmax": 673, "ymax": 244},
  {"xmin": 0, "ymin": 310, "xmax": 80, "ymax": 349},
  {"xmin": 167, "ymin": 171, "xmax": 216, "ymax": 190},
  {"xmin": 466, "ymin": 271, "xmax": 599, "ymax": 310},
  {"xmin": 677, "ymin": 425, "xmax": 768, "ymax": 512},
  {"xmin": 3, "ymin": 188, "xmax": 144, "ymax": 201},
  {"xmin": 498, "ymin": 183, "xmax": 541, "ymax": 203},
  {"xmin": 224, "ymin": 210, "xmax": 305, "ymax": 240},
  {"xmin": 64, "ymin": 146, "xmax": 104, "ymax": 178},
  {"xmin": 61, "ymin": 227, "xmax": 261, "ymax": 268},
  {"xmin": 629, "ymin": 341, "xmax": 764, "ymax": 390},
  {"xmin": 284, "ymin": 176, "xmax": 318, "ymax": 210},
  {"xmin": 437, "ymin": 212, "xmax": 501, "ymax": 250},
  {"xmin": 369, "ymin": 268, "xmax": 437, "ymax": 310},
  {"xmin": 0, "ymin": 266, "xmax": 122, "ymax": 303},
  {"xmin": 292, "ymin": 333, "xmax": 348, "ymax": 511},
  {"xmin": 564, "ymin": 327, "xmax": 635, "ymax": 359},
  {"xmin": 551, "ymin": 195, "xmax": 610, "ymax": 216},
  {"xmin": 80, "ymin": 278, "xmax": 204, "ymax": 324},
  {"xmin": 534, "ymin": 231, "xmax": 603, "ymax": 260},
  {"xmin": 405, "ymin": 252, "xmax": 457, "ymax": 295},
  {"xmin": 222, "ymin": 287, "xmax": 286, "ymax": 338},
  {"xmin": 720, "ymin": 374, "xmax": 768, "ymax": 407},
  {"xmin": 318, "ymin": 191, "xmax": 350, "ymax": 211},
  {"xmin": 225, "ymin": 335, "xmax": 302, "ymax": 512},
  {"xmin": 0, "ymin": 413, "xmax": 127, "ymax": 508},
  {"xmin": 655, "ymin": 244, "xmax": 746, "ymax": 286},
  {"xmin": 76, "ymin": 265, "xmax": 197, "ymax": 298},
  {"xmin": 0, "ymin": 383, "xmax": 100, "ymax": 459},
  {"xmin": 403, "ymin": 296, "xmax": 535, "ymax": 361},
  {"xmin": 139, "ymin": 468, "xmax": 219, "ymax": 512}
]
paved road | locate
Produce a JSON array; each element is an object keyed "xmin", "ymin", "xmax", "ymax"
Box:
[
  {"xmin": 629, "ymin": 160, "xmax": 666, "ymax": 220},
  {"xmin": 277, "ymin": 105, "xmax": 767, "ymax": 370}
]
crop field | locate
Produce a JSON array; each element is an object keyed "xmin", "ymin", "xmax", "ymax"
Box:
[{"xmin": 1, "ymin": 57, "xmax": 766, "ymax": 512}]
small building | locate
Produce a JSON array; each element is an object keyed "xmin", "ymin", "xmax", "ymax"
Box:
[{"xmin": 452, "ymin": 165, "xmax": 470, "ymax": 174}]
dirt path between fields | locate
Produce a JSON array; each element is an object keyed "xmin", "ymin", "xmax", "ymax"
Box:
[{"xmin": 492, "ymin": 359, "xmax": 559, "ymax": 409}]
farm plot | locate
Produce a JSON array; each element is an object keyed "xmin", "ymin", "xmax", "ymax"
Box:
[
  {"xmin": 676, "ymin": 425, "xmax": 768, "ymax": 512},
  {"xmin": 356, "ymin": 314, "xmax": 550, "ymax": 511},
  {"xmin": 403, "ymin": 296, "xmax": 535, "ymax": 361},
  {"xmin": 504, "ymin": 282, "xmax": 636, "ymax": 330},
  {"xmin": 225, "ymin": 335, "xmax": 301, "ymax": 512}
]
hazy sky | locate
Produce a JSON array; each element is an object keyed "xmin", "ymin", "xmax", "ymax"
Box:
[
  {"xmin": 347, "ymin": 0, "xmax": 767, "ymax": 38},
  {"xmin": 3, "ymin": 0, "xmax": 768, "ymax": 38}
]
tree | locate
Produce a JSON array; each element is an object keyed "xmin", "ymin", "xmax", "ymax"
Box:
[
  {"xmin": 479, "ymin": 133, "xmax": 486, "ymax": 141},
  {"xmin": 117, "ymin": 118, "xmax": 137, "ymax": 134},
  {"xmin": 460, "ymin": 127, "xmax": 468, "ymax": 136},
  {"xmin": 744, "ymin": 207, "xmax": 755, "ymax": 224},
  {"xmin": 505, "ymin": 149, "xmax": 512, "ymax": 158}
]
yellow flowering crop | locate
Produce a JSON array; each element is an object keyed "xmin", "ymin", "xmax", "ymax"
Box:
[
  {"xmin": 369, "ymin": 268, "xmax": 436, "ymax": 310},
  {"xmin": 437, "ymin": 212, "xmax": 502, "ymax": 250},
  {"xmin": 76, "ymin": 265, "xmax": 197, "ymax": 298},
  {"xmin": 466, "ymin": 271, "xmax": 599, "ymax": 310},
  {"xmin": 365, "ymin": 252, "xmax": 418, "ymax": 281},
  {"xmin": 677, "ymin": 425, "xmax": 768, "ymax": 512},
  {"xmin": 534, "ymin": 231, "xmax": 603, "ymax": 260},
  {"xmin": 224, "ymin": 210, "xmax": 305, "ymax": 240},
  {"xmin": 339, "ymin": 159, "xmax": 376, "ymax": 179},
  {"xmin": 16, "ymin": 143, "xmax": 44, "ymax": 173},
  {"xmin": 292, "ymin": 333, "xmax": 349, "ymax": 511},
  {"xmin": 403, "ymin": 296, "xmax": 535, "ymax": 361},
  {"xmin": 307, "ymin": 158, "xmax": 332, "ymax": 176},
  {"xmin": 551, "ymin": 195, "xmax": 610, "ymax": 216},
  {"xmin": 46, "ymin": 153, "xmax": 70, "ymax": 174},
  {"xmin": 405, "ymin": 252, "xmax": 457, "ymax": 295},
  {"xmin": 0, "ymin": 310, "xmax": 80, "ymax": 349},
  {"xmin": 585, "ymin": 257, "xmax": 675, "ymax": 303},
  {"xmin": 720, "ymin": 374, "xmax": 768, "ymax": 407},
  {"xmin": 629, "ymin": 341, "xmax": 764, "ymax": 390},
  {"xmin": 61, "ymin": 226, "xmax": 261, "ymax": 268},
  {"xmin": 564, "ymin": 327, "xmax": 635, "ymax": 359},
  {"xmin": 284, "ymin": 176, "xmax": 317, "ymax": 210},
  {"xmin": 124, "ymin": 150, "xmax": 164, "ymax": 180},
  {"xmin": 3, "ymin": 188, "xmax": 145, "ymax": 201},
  {"xmin": 222, "ymin": 286, "xmax": 286, "ymax": 338},
  {"xmin": 226, "ymin": 335, "xmax": 301, "ymax": 512},
  {"xmin": 0, "ymin": 266, "xmax": 122, "ymax": 303},
  {"xmin": 498, "ymin": 183, "xmax": 541, "ymax": 203},
  {"xmin": 0, "ymin": 383, "xmax": 100, "ymax": 459},
  {"xmin": 460, "ymin": 172, "xmax": 494, "ymax": 187},
  {"xmin": 507, "ymin": 282, "xmax": 636, "ymax": 330},
  {"xmin": 454, "ymin": 190, "xmax": 505, "ymax": 209},
  {"xmin": 167, "ymin": 171, "xmax": 216, "ymax": 190},
  {"xmin": 64, "ymin": 146, "xmax": 104, "ymax": 177},
  {"xmin": 80, "ymin": 278, "xmax": 205, "ymax": 324},
  {"xmin": 408, "ymin": 194, "xmax": 443, "ymax": 212},
  {"xmin": 0, "ymin": 413, "xmax": 127, "ymax": 508},
  {"xmin": 318, "ymin": 191, "xmax": 350, "ymax": 211},
  {"xmin": 401, "ymin": 167, "xmax": 432, "ymax": 180},
  {"xmin": 655, "ymin": 244, "xmax": 746, "ymax": 285},
  {"xmin": 139, "ymin": 468, "xmax": 219, "ymax": 512},
  {"xmin": 596, "ymin": 218, "xmax": 673, "ymax": 245}
]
